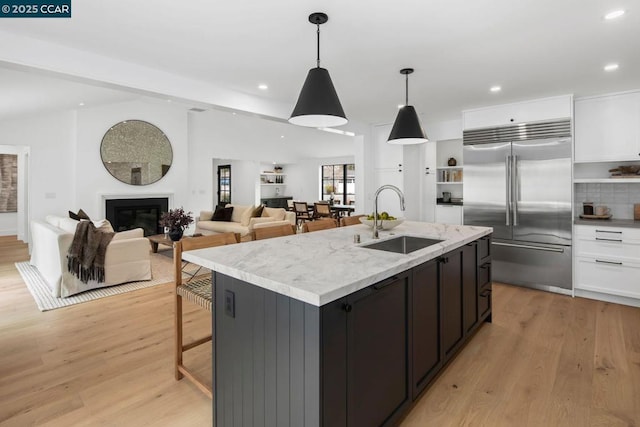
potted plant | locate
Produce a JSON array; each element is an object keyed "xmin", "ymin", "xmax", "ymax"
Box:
[{"xmin": 159, "ymin": 207, "xmax": 194, "ymax": 241}]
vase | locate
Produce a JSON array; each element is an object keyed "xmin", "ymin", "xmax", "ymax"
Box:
[
  {"xmin": 448, "ymin": 157, "xmax": 457, "ymax": 166},
  {"xmin": 168, "ymin": 228, "xmax": 183, "ymax": 241}
]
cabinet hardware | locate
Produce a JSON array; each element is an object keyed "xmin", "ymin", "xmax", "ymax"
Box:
[
  {"xmin": 479, "ymin": 263, "xmax": 490, "ymax": 270},
  {"xmin": 374, "ymin": 276, "xmax": 399, "ymax": 290},
  {"xmin": 595, "ymin": 259, "xmax": 623, "ymax": 266},
  {"xmin": 595, "ymin": 230, "xmax": 622, "ymax": 234},
  {"xmin": 595, "ymin": 237, "xmax": 622, "ymax": 242},
  {"xmin": 479, "ymin": 289, "xmax": 492, "ymax": 297},
  {"xmin": 343, "ymin": 303, "xmax": 352, "ymax": 312},
  {"xmin": 492, "ymin": 241, "xmax": 564, "ymax": 253},
  {"xmin": 466, "ymin": 242, "xmax": 477, "ymax": 247}
]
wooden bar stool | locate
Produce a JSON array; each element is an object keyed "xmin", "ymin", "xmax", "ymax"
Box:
[{"xmin": 174, "ymin": 232, "xmax": 240, "ymax": 398}]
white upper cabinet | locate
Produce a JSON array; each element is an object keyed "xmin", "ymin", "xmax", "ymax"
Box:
[
  {"xmin": 462, "ymin": 95, "xmax": 573, "ymax": 130},
  {"xmin": 574, "ymin": 91, "xmax": 640, "ymax": 163}
]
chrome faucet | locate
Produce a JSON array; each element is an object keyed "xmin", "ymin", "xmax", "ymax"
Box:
[{"xmin": 372, "ymin": 185, "xmax": 405, "ymax": 239}]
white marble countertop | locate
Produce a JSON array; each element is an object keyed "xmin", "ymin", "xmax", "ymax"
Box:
[{"xmin": 182, "ymin": 221, "xmax": 492, "ymax": 306}]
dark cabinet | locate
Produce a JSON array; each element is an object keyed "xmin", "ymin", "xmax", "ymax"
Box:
[
  {"xmin": 322, "ymin": 273, "xmax": 411, "ymax": 427},
  {"xmin": 462, "ymin": 243, "xmax": 478, "ymax": 333},
  {"xmin": 441, "ymin": 249, "xmax": 463, "ymax": 359},
  {"xmin": 412, "ymin": 259, "xmax": 441, "ymax": 398},
  {"xmin": 260, "ymin": 197, "xmax": 292, "ymax": 209},
  {"xmin": 321, "ymin": 235, "xmax": 492, "ymax": 427}
]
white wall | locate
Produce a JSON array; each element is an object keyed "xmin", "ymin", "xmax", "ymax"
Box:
[
  {"xmin": 188, "ymin": 109, "xmax": 356, "ymax": 213},
  {"xmin": 75, "ymin": 99, "xmax": 190, "ymax": 218},
  {"xmin": 0, "ymin": 111, "xmax": 76, "ymax": 231},
  {"xmin": 212, "ymin": 158, "xmax": 259, "ymax": 207}
]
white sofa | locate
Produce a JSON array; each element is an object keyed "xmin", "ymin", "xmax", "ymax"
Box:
[
  {"xmin": 30, "ymin": 215, "xmax": 152, "ymax": 297},
  {"xmin": 195, "ymin": 204, "xmax": 296, "ymax": 241}
]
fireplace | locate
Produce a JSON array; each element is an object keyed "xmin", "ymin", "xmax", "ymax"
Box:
[{"xmin": 105, "ymin": 197, "xmax": 169, "ymax": 236}]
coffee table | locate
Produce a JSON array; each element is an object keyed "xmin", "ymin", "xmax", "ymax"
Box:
[
  {"xmin": 147, "ymin": 233, "xmax": 204, "ymax": 253},
  {"xmin": 147, "ymin": 234, "xmax": 175, "ymax": 253}
]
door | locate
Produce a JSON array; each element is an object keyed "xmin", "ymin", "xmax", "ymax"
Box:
[
  {"xmin": 511, "ymin": 138, "xmax": 572, "ymax": 246},
  {"xmin": 217, "ymin": 164, "xmax": 231, "ymax": 207},
  {"xmin": 463, "ymin": 142, "xmax": 512, "ymax": 240},
  {"xmin": 347, "ymin": 274, "xmax": 410, "ymax": 427},
  {"xmin": 441, "ymin": 249, "xmax": 463, "ymax": 360},
  {"xmin": 412, "ymin": 259, "xmax": 441, "ymax": 397}
]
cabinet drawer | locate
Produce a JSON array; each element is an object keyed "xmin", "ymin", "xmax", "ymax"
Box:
[
  {"xmin": 575, "ymin": 257, "xmax": 640, "ymax": 299},
  {"xmin": 478, "ymin": 262, "xmax": 491, "ymax": 288},
  {"xmin": 575, "ymin": 237, "xmax": 640, "ymax": 260},
  {"xmin": 477, "ymin": 235, "xmax": 491, "ymax": 263},
  {"xmin": 435, "ymin": 205, "xmax": 463, "ymax": 225},
  {"xmin": 574, "ymin": 225, "xmax": 640, "ymax": 242},
  {"xmin": 478, "ymin": 288, "xmax": 491, "ymax": 318}
]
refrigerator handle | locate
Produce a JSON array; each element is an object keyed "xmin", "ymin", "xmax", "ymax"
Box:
[
  {"xmin": 512, "ymin": 154, "xmax": 518, "ymax": 226},
  {"xmin": 505, "ymin": 155, "xmax": 511, "ymax": 226}
]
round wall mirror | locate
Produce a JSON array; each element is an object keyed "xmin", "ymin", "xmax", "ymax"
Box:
[{"xmin": 100, "ymin": 120, "xmax": 173, "ymax": 185}]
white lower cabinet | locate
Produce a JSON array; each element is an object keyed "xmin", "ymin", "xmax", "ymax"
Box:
[
  {"xmin": 435, "ymin": 204, "xmax": 463, "ymax": 225},
  {"xmin": 574, "ymin": 225, "xmax": 640, "ymax": 302}
]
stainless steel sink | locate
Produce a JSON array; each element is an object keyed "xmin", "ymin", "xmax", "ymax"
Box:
[{"xmin": 360, "ymin": 236, "xmax": 443, "ymax": 254}]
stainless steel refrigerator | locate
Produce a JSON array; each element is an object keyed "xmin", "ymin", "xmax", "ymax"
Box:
[{"xmin": 463, "ymin": 119, "xmax": 572, "ymax": 292}]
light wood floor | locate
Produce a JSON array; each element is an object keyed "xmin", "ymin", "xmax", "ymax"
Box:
[{"xmin": 1, "ymin": 235, "xmax": 639, "ymax": 426}]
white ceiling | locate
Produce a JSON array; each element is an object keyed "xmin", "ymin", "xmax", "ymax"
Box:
[{"xmin": 1, "ymin": 0, "xmax": 639, "ymax": 125}]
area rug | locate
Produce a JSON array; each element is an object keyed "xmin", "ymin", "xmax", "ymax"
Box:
[{"xmin": 15, "ymin": 250, "xmax": 209, "ymax": 311}]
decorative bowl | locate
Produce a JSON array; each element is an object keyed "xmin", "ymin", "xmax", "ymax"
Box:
[{"xmin": 359, "ymin": 217, "xmax": 405, "ymax": 230}]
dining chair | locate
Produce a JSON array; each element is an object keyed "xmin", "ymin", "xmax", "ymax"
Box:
[
  {"xmin": 253, "ymin": 223, "xmax": 296, "ymax": 240},
  {"xmin": 174, "ymin": 232, "xmax": 240, "ymax": 398},
  {"xmin": 313, "ymin": 202, "xmax": 337, "ymax": 220},
  {"xmin": 340, "ymin": 214, "xmax": 366, "ymax": 227},
  {"xmin": 286, "ymin": 199, "xmax": 295, "ymax": 211},
  {"xmin": 303, "ymin": 218, "xmax": 338, "ymax": 232},
  {"xmin": 293, "ymin": 202, "xmax": 313, "ymax": 225}
]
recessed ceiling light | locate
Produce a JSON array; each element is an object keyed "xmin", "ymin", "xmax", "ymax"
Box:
[
  {"xmin": 280, "ymin": 135, "xmax": 285, "ymax": 138},
  {"xmin": 78, "ymin": 102, "xmax": 85, "ymax": 106},
  {"xmin": 604, "ymin": 9, "xmax": 625, "ymax": 20},
  {"xmin": 604, "ymin": 63, "xmax": 619, "ymax": 71},
  {"xmin": 258, "ymin": 84, "xmax": 268, "ymax": 90},
  {"xmin": 490, "ymin": 86, "xmax": 502, "ymax": 93}
]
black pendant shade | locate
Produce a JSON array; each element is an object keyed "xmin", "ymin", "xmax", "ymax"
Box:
[
  {"xmin": 387, "ymin": 68, "xmax": 428, "ymax": 144},
  {"xmin": 289, "ymin": 12, "xmax": 347, "ymax": 128},
  {"xmin": 289, "ymin": 67, "xmax": 347, "ymax": 127}
]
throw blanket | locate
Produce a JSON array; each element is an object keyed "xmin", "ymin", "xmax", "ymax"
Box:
[{"xmin": 67, "ymin": 220, "xmax": 115, "ymax": 284}]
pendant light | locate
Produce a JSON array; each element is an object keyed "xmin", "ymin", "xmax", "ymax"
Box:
[
  {"xmin": 387, "ymin": 68, "xmax": 428, "ymax": 144},
  {"xmin": 289, "ymin": 12, "xmax": 347, "ymax": 128}
]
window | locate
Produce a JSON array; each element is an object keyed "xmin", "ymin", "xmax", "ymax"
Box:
[
  {"xmin": 217, "ymin": 164, "xmax": 231, "ymax": 207},
  {"xmin": 321, "ymin": 163, "xmax": 355, "ymax": 205}
]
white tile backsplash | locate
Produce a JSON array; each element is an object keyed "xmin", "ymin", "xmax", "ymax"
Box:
[{"xmin": 575, "ymin": 182, "xmax": 640, "ymax": 219}]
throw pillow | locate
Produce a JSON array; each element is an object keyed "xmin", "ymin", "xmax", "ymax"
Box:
[
  {"xmin": 212, "ymin": 206, "xmax": 234, "ymax": 222},
  {"xmin": 240, "ymin": 205, "xmax": 255, "ymax": 226},
  {"xmin": 69, "ymin": 209, "xmax": 90, "ymax": 221},
  {"xmin": 263, "ymin": 207, "xmax": 285, "ymax": 221},
  {"xmin": 252, "ymin": 205, "xmax": 264, "ymax": 218}
]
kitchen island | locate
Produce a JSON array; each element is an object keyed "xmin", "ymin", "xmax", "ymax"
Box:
[{"xmin": 183, "ymin": 221, "xmax": 493, "ymax": 427}]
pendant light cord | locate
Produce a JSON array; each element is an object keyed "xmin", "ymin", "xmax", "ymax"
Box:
[
  {"xmin": 316, "ymin": 23, "xmax": 321, "ymax": 68},
  {"xmin": 405, "ymin": 73, "xmax": 409, "ymax": 105}
]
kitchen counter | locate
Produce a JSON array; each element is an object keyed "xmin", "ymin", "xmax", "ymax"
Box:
[
  {"xmin": 182, "ymin": 221, "xmax": 492, "ymax": 306},
  {"xmin": 574, "ymin": 218, "xmax": 640, "ymax": 228}
]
